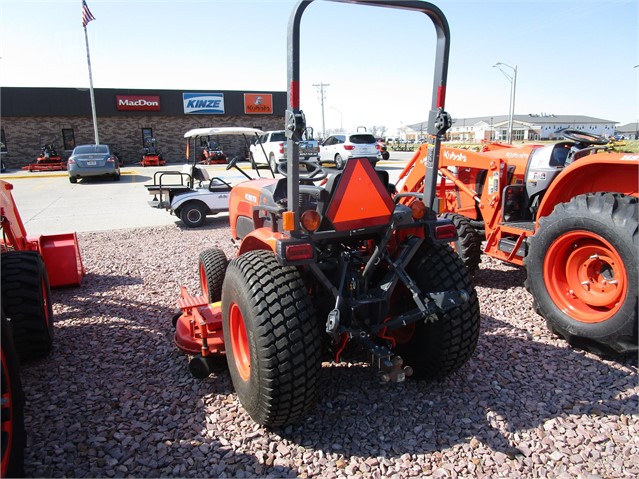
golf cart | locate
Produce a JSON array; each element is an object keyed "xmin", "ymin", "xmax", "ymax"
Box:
[{"xmin": 145, "ymin": 127, "xmax": 264, "ymax": 227}]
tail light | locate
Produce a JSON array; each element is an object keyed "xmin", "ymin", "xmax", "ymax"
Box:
[
  {"xmin": 301, "ymin": 210, "xmax": 321, "ymax": 232},
  {"xmin": 284, "ymin": 243, "xmax": 314, "ymax": 261},
  {"xmin": 107, "ymin": 157, "xmax": 115, "ymax": 163},
  {"xmin": 376, "ymin": 144, "xmax": 381, "ymax": 150},
  {"xmin": 344, "ymin": 145, "xmax": 355, "ymax": 151},
  {"xmin": 279, "ymin": 142, "xmax": 284, "ymax": 154},
  {"xmin": 410, "ymin": 200, "xmax": 426, "ymax": 220},
  {"xmin": 68, "ymin": 158, "xmax": 76, "ymax": 165},
  {"xmin": 435, "ymin": 223, "xmax": 457, "ymax": 240}
]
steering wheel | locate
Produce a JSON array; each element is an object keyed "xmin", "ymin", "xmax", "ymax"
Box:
[
  {"xmin": 561, "ymin": 129, "xmax": 608, "ymax": 146},
  {"xmin": 226, "ymin": 156, "xmax": 240, "ymax": 170},
  {"xmin": 277, "ymin": 159, "xmax": 328, "ymax": 182}
]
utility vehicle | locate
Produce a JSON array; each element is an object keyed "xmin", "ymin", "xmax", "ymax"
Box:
[{"xmin": 173, "ymin": 0, "xmax": 480, "ymax": 428}]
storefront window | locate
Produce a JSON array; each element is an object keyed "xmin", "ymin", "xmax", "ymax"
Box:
[
  {"xmin": 142, "ymin": 128, "xmax": 153, "ymax": 146},
  {"xmin": 62, "ymin": 128, "xmax": 75, "ymax": 151}
]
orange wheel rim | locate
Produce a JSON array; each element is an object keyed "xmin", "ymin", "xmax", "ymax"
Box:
[
  {"xmin": 199, "ymin": 263, "xmax": 209, "ymax": 303},
  {"xmin": 544, "ymin": 230, "xmax": 627, "ymax": 323},
  {"xmin": 229, "ymin": 303, "xmax": 250, "ymax": 381}
]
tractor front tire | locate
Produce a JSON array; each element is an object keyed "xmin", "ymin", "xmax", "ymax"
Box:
[
  {"xmin": 198, "ymin": 248, "xmax": 228, "ymax": 303},
  {"xmin": 441, "ymin": 212, "xmax": 483, "ymax": 275},
  {"xmin": 525, "ymin": 193, "xmax": 638, "ymax": 356},
  {"xmin": 221, "ymin": 250, "xmax": 322, "ymax": 427},
  {"xmin": 396, "ymin": 242, "xmax": 480, "ymax": 380},
  {"xmin": 1, "ymin": 251, "xmax": 54, "ymax": 362}
]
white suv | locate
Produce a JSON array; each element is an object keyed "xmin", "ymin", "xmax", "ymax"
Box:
[{"xmin": 319, "ymin": 132, "xmax": 381, "ymax": 170}]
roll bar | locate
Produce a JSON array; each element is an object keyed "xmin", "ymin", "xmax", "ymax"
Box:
[{"xmin": 285, "ymin": 0, "xmax": 452, "ymax": 234}]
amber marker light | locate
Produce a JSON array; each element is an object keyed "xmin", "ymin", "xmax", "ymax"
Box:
[
  {"xmin": 282, "ymin": 211, "xmax": 295, "ymax": 231},
  {"xmin": 410, "ymin": 200, "xmax": 426, "ymax": 220},
  {"xmin": 301, "ymin": 210, "xmax": 321, "ymax": 232}
]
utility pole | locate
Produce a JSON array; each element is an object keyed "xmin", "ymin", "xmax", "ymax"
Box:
[{"xmin": 313, "ymin": 82, "xmax": 329, "ymax": 139}]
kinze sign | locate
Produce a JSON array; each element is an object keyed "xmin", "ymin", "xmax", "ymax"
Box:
[
  {"xmin": 116, "ymin": 95, "xmax": 161, "ymax": 111},
  {"xmin": 183, "ymin": 93, "xmax": 225, "ymax": 115}
]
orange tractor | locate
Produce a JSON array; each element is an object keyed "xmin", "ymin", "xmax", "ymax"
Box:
[
  {"xmin": 172, "ymin": 0, "xmax": 480, "ymax": 428},
  {"xmin": 140, "ymin": 137, "xmax": 166, "ymax": 167},
  {"xmin": 0, "ymin": 180, "xmax": 85, "ymax": 476},
  {"xmin": 396, "ymin": 129, "xmax": 638, "ymax": 356},
  {"xmin": 22, "ymin": 143, "xmax": 66, "ymax": 172}
]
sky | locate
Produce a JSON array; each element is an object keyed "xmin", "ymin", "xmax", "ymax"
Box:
[{"xmin": 1, "ymin": 0, "xmax": 637, "ymax": 136}]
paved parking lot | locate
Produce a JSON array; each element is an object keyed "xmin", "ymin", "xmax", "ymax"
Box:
[{"xmin": 0, "ymin": 153, "xmax": 414, "ymax": 236}]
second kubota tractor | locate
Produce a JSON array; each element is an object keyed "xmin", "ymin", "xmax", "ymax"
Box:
[
  {"xmin": 395, "ymin": 129, "xmax": 638, "ymax": 356},
  {"xmin": 173, "ymin": 0, "xmax": 481, "ymax": 428}
]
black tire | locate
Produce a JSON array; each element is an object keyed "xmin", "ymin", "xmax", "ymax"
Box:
[
  {"xmin": 1, "ymin": 312, "xmax": 26, "ymax": 479},
  {"xmin": 335, "ymin": 154, "xmax": 344, "ymax": 170},
  {"xmin": 381, "ymin": 151, "xmax": 390, "ymax": 161},
  {"xmin": 113, "ymin": 172, "xmax": 121, "ymax": 181},
  {"xmin": 198, "ymin": 248, "xmax": 228, "ymax": 303},
  {"xmin": 69, "ymin": 176, "xmax": 77, "ymax": 184},
  {"xmin": 179, "ymin": 202, "xmax": 207, "ymax": 228},
  {"xmin": 221, "ymin": 250, "xmax": 322, "ymax": 427},
  {"xmin": 525, "ymin": 193, "xmax": 638, "ymax": 356},
  {"xmin": 1, "ymin": 251, "xmax": 54, "ymax": 362},
  {"xmin": 440, "ymin": 212, "xmax": 483, "ymax": 275},
  {"xmin": 395, "ymin": 242, "xmax": 480, "ymax": 380}
]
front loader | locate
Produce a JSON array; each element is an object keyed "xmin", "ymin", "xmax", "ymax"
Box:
[
  {"xmin": 396, "ymin": 130, "xmax": 638, "ymax": 356},
  {"xmin": 173, "ymin": 0, "xmax": 480, "ymax": 428}
]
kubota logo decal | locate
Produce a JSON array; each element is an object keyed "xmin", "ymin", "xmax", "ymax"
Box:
[
  {"xmin": 505, "ymin": 152, "xmax": 529, "ymax": 159},
  {"xmin": 116, "ymin": 95, "xmax": 160, "ymax": 111},
  {"xmin": 244, "ymin": 93, "xmax": 273, "ymax": 114},
  {"xmin": 443, "ymin": 150, "xmax": 467, "ymax": 162},
  {"xmin": 183, "ymin": 93, "xmax": 225, "ymax": 114}
]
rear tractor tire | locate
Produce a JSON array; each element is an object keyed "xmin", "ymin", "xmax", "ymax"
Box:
[
  {"xmin": 394, "ymin": 242, "xmax": 481, "ymax": 380},
  {"xmin": 525, "ymin": 193, "xmax": 638, "ymax": 356},
  {"xmin": 221, "ymin": 250, "xmax": 322, "ymax": 427},
  {"xmin": 1, "ymin": 251, "xmax": 54, "ymax": 362},
  {"xmin": 198, "ymin": 248, "xmax": 228, "ymax": 303},
  {"xmin": 441, "ymin": 212, "xmax": 483, "ymax": 275}
]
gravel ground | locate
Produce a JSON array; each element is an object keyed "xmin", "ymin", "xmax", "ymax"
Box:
[{"xmin": 19, "ymin": 223, "xmax": 638, "ymax": 478}]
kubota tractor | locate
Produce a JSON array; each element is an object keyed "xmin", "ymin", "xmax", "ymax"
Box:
[
  {"xmin": 396, "ymin": 129, "xmax": 638, "ymax": 356},
  {"xmin": 173, "ymin": 0, "xmax": 480, "ymax": 428},
  {"xmin": 0, "ymin": 180, "xmax": 85, "ymax": 475}
]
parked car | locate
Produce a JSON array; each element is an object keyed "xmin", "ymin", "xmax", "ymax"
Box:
[
  {"xmin": 250, "ymin": 130, "xmax": 319, "ymax": 172},
  {"xmin": 67, "ymin": 144, "xmax": 120, "ymax": 183},
  {"xmin": 319, "ymin": 132, "xmax": 381, "ymax": 169}
]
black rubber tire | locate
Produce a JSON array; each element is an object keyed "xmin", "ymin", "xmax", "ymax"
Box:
[
  {"xmin": 1, "ymin": 311, "xmax": 26, "ymax": 479},
  {"xmin": 440, "ymin": 212, "xmax": 483, "ymax": 276},
  {"xmin": 179, "ymin": 202, "xmax": 207, "ymax": 228},
  {"xmin": 525, "ymin": 193, "xmax": 638, "ymax": 356},
  {"xmin": 395, "ymin": 242, "xmax": 481, "ymax": 380},
  {"xmin": 381, "ymin": 151, "xmax": 390, "ymax": 161},
  {"xmin": 221, "ymin": 250, "xmax": 322, "ymax": 427},
  {"xmin": 69, "ymin": 176, "xmax": 77, "ymax": 184},
  {"xmin": 335, "ymin": 154, "xmax": 344, "ymax": 170},
  {"xmin": 1, "ymin": 251, "xmax": 54, "ymax": 362},
  {"xmin": 113, "ymin": 172, "xmax": 121, "ymax": 181},
  {"xmin": 198, "ymin": 248, "xmax": 228, "ymax": 303}
]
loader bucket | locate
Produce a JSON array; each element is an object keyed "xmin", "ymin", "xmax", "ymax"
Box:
[{"xmin": 31, "ymin": 233, "xmax": 86, "ymax": 287}]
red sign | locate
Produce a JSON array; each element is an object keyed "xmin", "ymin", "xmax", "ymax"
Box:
[
  {"xmin": 244, "ymin": 93, "xmax": 273, "ymax": 114},
  {"xmin": 116, "ymin": 95, "xmax": 161, "ymax": 111}
]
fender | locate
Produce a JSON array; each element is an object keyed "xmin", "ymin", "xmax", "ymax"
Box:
[
  {"xmin": 238, "ymin": 227, "xmax": 288, "ymax": 256},
  {"xmin": 536, "ymin": 152, "xmax": 639, "ymax": 220}
]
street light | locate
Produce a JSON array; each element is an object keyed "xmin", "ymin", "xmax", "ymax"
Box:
[
  {"xmin": 493, "ymin": 62, "xmax": 517, "ymax": 143},
  {"xmin": 330, "ymin": 106, "xmax": 343, "ymax": 131}
]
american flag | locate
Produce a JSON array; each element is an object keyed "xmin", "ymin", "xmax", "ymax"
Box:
[{"xmin": 82, "ymin": 0, "xmax": 95, "ymax": 27}]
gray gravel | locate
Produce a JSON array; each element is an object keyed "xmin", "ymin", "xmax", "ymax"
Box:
[{"xmin": 20, "ymin": 223, "xmax": 638, "ymax": 478}]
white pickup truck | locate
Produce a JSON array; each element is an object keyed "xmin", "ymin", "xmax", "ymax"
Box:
[{"xmin": 249, "ymin": 130, "xmax": 319, "ymax": 171}]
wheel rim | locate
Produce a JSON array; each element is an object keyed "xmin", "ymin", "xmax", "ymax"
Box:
[
  {"xmin": 199, "ymin": 263, "xmax": 209, "ymax": 303},
  {"xmin": 544, "ymin": 230, "xmax": 627, "ymax": 323},
  {"xmin": 186, "ymin": 208, "xmax": 202, "ymax": 224},
  {"xmin": 229, "ymin": 303, "xmax": 250, "ymax": 381}
]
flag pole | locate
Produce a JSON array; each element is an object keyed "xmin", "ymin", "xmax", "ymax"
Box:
[
  {"xmin": 83, "ymin": 24, "xmax": 99, "ymax": 145},
  {"xmin": 82, "ymin": 0, "xmax": 99, "ymax": 145}
]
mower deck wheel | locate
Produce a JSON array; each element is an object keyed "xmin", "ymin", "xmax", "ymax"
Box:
[{"xmin": 198, "ymin": 248, "xmax": 228, "ymax": 303}]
